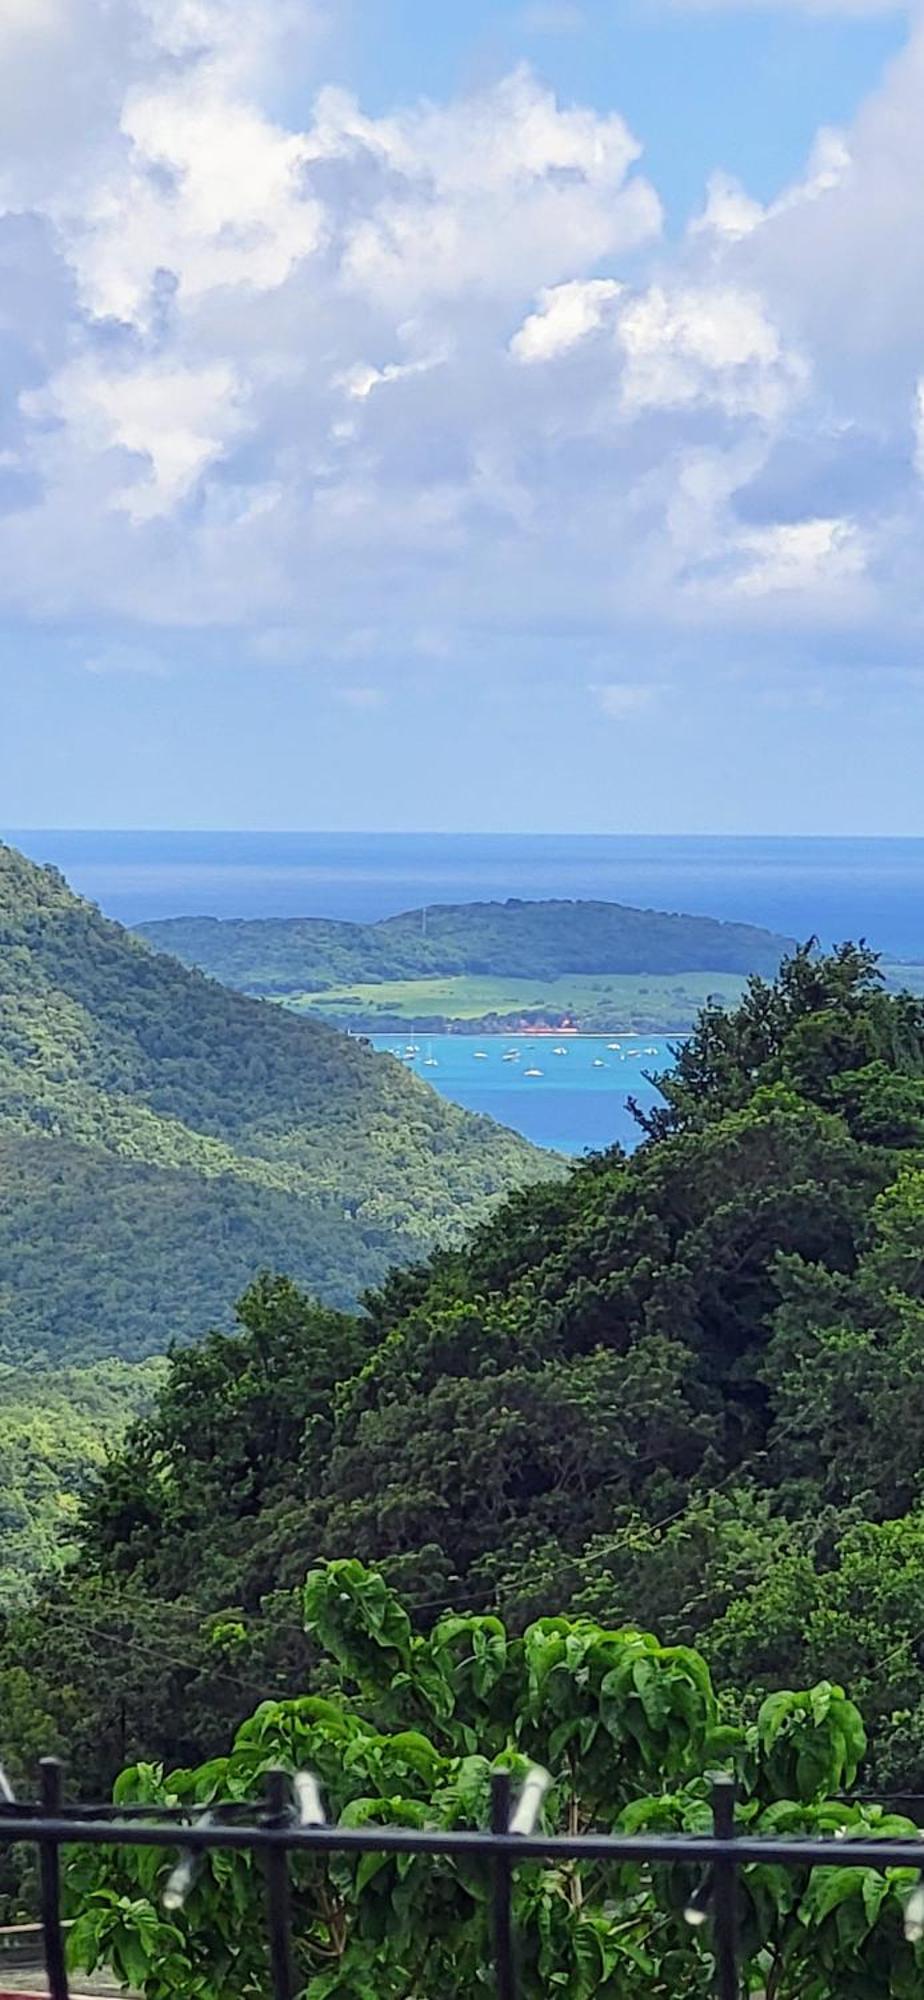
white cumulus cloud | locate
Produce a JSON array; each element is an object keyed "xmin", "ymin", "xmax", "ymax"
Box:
[
  {"xmin": 617, "ymin": 284, "xmax": 805, "ymax": 420},
  {"xmin": 510, "ymin": 279, "xmax": 622, "ymax": 363},
  {"xmin": 0, "ymin": 0, "xmax": 919, "ymax": 679}
]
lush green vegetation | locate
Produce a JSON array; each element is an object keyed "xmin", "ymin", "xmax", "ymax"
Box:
[
  {"xmin": 137, "ymin": 899, "xmax": 791, "ymax": 1030},
  {"xmin": 0, "ymin": 1358, "xmax": 163, "ymax": 1605},
  {"xmin": 10, "ymin": 937, "xmax": 924, "ymax": 1991},
  {"xmin": 69, "ymin": 1559, "xmax": 915, "ymax": 2000},
  {"xmin": 5, "ymin": 943, "xmax": 924, "ymax": 1796},
  {"xmin": 283, "ymin": 969, "xmax": 748, "ymax": 1034},
  {"xmin": 0, "ymin": 843, "xmax": 549, "ymax": 1364}
]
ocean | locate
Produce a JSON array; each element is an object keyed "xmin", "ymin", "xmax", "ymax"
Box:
[
  {"xmin": 8, "ymin": 829, "xmax": 924, "ymax": 1156},
  {"xmin": 5, "ymin": 829, "xmax": 924, "ymax": 956}
]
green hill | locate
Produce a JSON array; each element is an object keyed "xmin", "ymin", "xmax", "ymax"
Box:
[
  {"xmin": 137, "ymin": 898, "xmax": 795, "ymax": 1033},
  {"xmin": 0, "ymin": 845, "xmax": 551, "ymax": 1362},
  {"xmin": 138, "ymin": 897, "xmax": 792, "ymax": 991}
]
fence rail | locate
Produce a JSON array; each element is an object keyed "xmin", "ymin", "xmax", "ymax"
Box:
[{"xmin": 6, "ymin": 1762, "xmax": 924, "ymax": 2000}]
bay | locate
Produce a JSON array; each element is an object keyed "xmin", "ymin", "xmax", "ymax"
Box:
[{"xmin": 371, "ymin": 1032, "xmax": 671, "ymax": 1156}]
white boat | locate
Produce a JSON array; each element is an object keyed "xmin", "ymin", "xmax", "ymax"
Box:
[
  {"xmin": 627, "ymin": 1048, "xmax": 641, "ymax": 1057},
  {"xmin": 473, "ymin": 1050, "xmax": 488, "ymax": 1060},
  {"xmin": 502, "ymin": 1049, "xmax": 520, "ymax": 1062},
  {"xmin": 592, "ymin": 1057, "xmax": 605, "ymax": 1068},
  {"xmin": 423, "ymin": 1044, "xmax": 438, "ymax": 1067},
  {"xmin": 645, "ymin": 1045, "xmax": 659, "ymax": 1055},
  {"xmin": 523, "ymin": 1066, "xmax": 543, "ymax": 1077},
  {"xmin": 608, "ymin": 1042, "xmax": 621, "ymax": 1051},
  {"xmin": 553, "ymin": 1045, "xmax": 568, "ymax": 1056}
]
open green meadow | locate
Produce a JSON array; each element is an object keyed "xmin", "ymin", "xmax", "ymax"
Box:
[{"xmin": 283, "ymin": 969, "xmax": 751, "ymax": 1031}]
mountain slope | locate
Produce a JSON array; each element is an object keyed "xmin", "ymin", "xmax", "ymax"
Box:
[
  {"xmin": 0, "ymin": 845, "xmax": 552, "ymax": 1361},
  {"xmin": 137, "ymin": 897, "xmax": 793, "ymax": 995}
]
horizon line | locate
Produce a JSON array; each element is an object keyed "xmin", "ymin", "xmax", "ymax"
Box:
[{"xmin": 6, "ymin": 828, "xmax": 924, "ymax": 843}]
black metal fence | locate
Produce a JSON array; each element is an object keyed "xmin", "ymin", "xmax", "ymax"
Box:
[{"xmin": 6, "ymin": 1761, "xmax": 924, "ymax": 2000}]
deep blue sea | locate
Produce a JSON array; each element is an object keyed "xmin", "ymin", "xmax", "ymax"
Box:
[
  {"xmin": 8, "ymin": 830, "xmax": 924, "ymax": 1156},
  {"xmin": 6, "ymin": 830, "xmax": 924, "ymax": 954}
]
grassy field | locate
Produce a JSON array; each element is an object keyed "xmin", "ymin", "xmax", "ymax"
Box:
[{"xmin": 283, "ymin": 970, "xmax": 750, "ymax": 1031}]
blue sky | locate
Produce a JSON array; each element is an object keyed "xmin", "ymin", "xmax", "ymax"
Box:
[
  {"xmin": 1, "ymin": 0, "xmax": 922, "ymax": 832},
  {"xmin": 335, "ymin": 0, "xmax": 903, "ymax": 220}
]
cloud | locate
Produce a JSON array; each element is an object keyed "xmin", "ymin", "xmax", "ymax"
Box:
[
  {"xmin": 510, "ymin": 279, "xmax": 622, "ymax": 363},
  {"xmin": 591, "ymin": 682, "xmax": 664, "ymax": 718},
  {"xmin": 0, "ymin": 0, "xmax": 920, "ymax": 687},
  {"xmin": 26, "ymin": 357, "xmax": 248, "ymax": 521},
  {"xmin": 334, "ymin": 354, "xmax": 446, "ymax": 400},
  {"xmin": 728, "ymin": 518, "xmax": 868, "ymax": 598},
  {"xmin": 617, "ymin": 284, "xmax": 806, "ymax": 420},
  {"xmin": 323, "ymin": 69, "xmax": 661, "ymax": 311}
]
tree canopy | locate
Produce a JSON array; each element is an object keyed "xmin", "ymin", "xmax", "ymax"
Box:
[
  {"xmin": 67, "ymin": 1560, "xmax": 924, "ymax": 2000},
  {"xmin": 38, "ymin": 944, "xmax": 924, "ymax": 1788},
  {"xmin": 9, "ymin": 941, "xmax": 924, "ymax": 1864}
]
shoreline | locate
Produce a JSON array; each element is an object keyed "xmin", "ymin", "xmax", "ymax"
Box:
[{"xmin": 366, "ymin": 1027, "xmax": 690, "ymax": 1043}]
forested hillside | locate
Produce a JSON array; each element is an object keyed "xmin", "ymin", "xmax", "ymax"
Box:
[
  {"xmin": 0, "ymin": 844, "xmax": 549, "ymax": 1362},
  {"xmin": 139, "ymin": 898, "xmax": 791, "ymax": 991},
  {"xmin": 10, "ymin": 944, "xmax": 924, "ymax": 1801},
  {"xmin": 0, "ymin": 1358, "xmax": 163, "ymax": 1605}
]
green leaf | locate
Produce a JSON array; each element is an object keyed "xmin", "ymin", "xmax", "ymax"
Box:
[
  {"xmin": 356, "ymin": 1850, "xmax": 391, "ymax": 1894},
  {"xmin": 801, "ymin": 1866, "xmax": 866, "ymax": 1926}
]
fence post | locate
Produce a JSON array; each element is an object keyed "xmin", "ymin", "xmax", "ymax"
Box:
[
  {"xmin": 711, "ymin": 1775, "xmax": 739, "ymax": 2000},
  {"xmin": 264, "ymin": 1769, "xmax": 296, "ymax": 2000},
  {"xmin": 38, "ymin": 1758, "xmax": 69, "ymax": 2000},
  {"xmin": 491, "ymin": 1771, "xmax": 517, "ymax": 2000}
]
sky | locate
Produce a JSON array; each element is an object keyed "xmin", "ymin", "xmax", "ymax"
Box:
[{"xmin": 2, "ymin": 0, "xmax": 924, "ymax": 833}]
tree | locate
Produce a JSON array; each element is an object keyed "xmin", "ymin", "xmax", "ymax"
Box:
[
  {"xmin": 67, "ymin": 1561, "xmax": 924, "ymax": 2000},
  {"xmin": 639, "ymin": 942, "xmax": 924, "ymax": 1139}
]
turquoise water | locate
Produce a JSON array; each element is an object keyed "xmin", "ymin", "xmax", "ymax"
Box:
[{"xmin": 372, "ymin": 1033, "xmax": 674, "ymax": 1155}]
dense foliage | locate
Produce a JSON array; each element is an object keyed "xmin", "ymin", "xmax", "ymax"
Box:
[
  {"xmin": 138, "ymin": 897, "xmax": 791, "ymax": 996},
  {"xmin": 9, "ymin": 932, "xmax": 924, "ymax": 1941},
  {"xmin": 0, "ymin": 1357, "xmax": 162, "ymax": 1603},
  {"xmin": 9, "ymin": 942, "xmax": 924, "ymax": 1802},
  {"xmin": 0, "ymin": 844, "xmax": 548, "ymax": 1362},
  {"xmin": 68, "ymin": 1561, "xmax": 924, "ymax": 2000}
]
